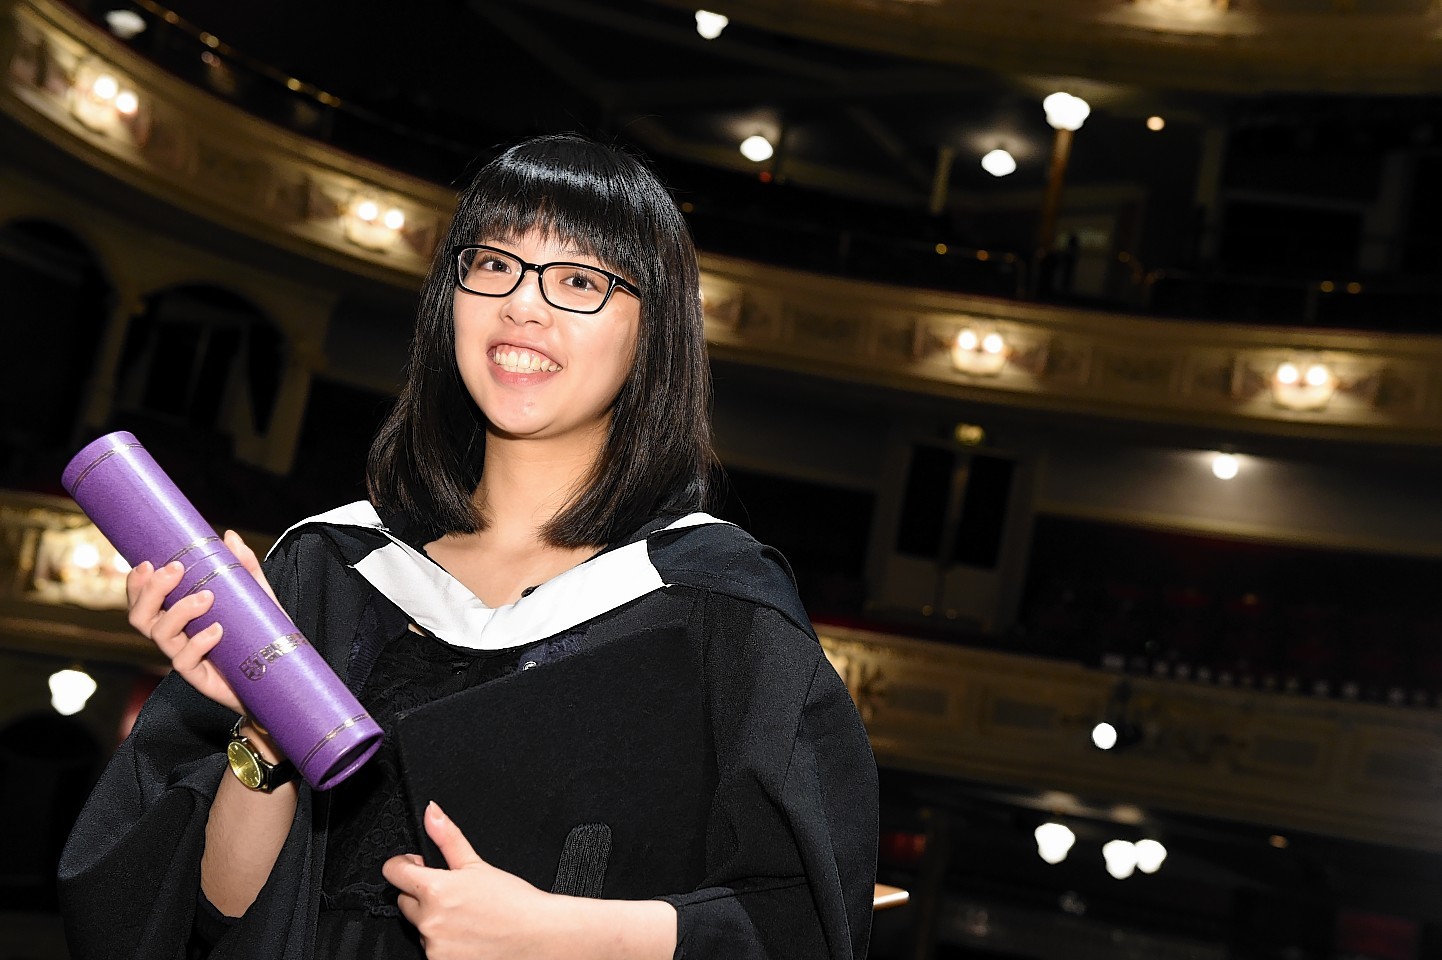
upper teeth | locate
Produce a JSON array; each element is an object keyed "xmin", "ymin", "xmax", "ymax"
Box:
[{"xmin": 492, "ymin": 348, "xmax": 560, "ymax": 373}]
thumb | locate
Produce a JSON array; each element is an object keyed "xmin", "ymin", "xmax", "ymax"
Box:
[{"xmin": 425, "ymin": 801, "xmax": 483, "ymax": 870}]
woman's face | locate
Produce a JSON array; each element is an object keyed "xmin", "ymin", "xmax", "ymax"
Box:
[{"xmin": 453, "ymin": 230, "xmax": 641, "ymax": 451}]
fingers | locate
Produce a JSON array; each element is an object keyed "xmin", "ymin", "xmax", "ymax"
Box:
[
  {"xmin": 382, "ymin": 853, "xmax": 426, "ymax": 897},
  {"xmin": 225, "ymin": 530, "xmax": 278, "ymax": 604},
  {"xmin": 127, "ymin": 561, "xmax": 209, "ymax": 644},
  {"xmin": 169, "ymin": 618, "xmax": 223, "ymax": 673},
  {"xmin": 148, "ymin": 586, "xmax": 216, "ymax": 659},
  {"xmin": 124, "ymin": 560, "xmax": 152, "ymax": 608},
  {"xmin": 125, "ymin": 556, "xmax": 245, "ymax": 709},
  {"xmin": 425, "ymin": 802, "xmax": 484, "ymax": 871},
  {"xmin": 126, "ymin": 559, "xmax": 172, "ymax": 634},
  {"xmin": 395, "ymin": 891, "xmax": 421, "ymax": 928}
]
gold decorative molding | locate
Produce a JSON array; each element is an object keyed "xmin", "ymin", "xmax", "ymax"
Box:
[
  {"xmin": 0, "ymin": 491, "xmax": 159, "ymax": 664},
  {"xmin": 821, "ymin": 626, "xmax": 1442, "ymax": 852},
  {"xmin": 700, "ymin": 255, "xmax": 1442, "ymax": 445}
]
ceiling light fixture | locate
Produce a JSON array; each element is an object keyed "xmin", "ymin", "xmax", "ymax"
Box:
[
  {"xmin": 50, "ymin": 668, "xmax": 98, "ymax": 716},
  {"xmin": 104, "ymin": 9, "xmax": 147, "ymax": 39},
  {"xmin": 980, "ymin": 148, "xmax": 1016, "ymax": 177},
  {"xmin": 1102, "ymin": 839, "xmax": 1138, "ymax": 879},
  {"xmin": 1092, "ymin": 682, "xmax": 1141, "ymax": 751},
  {"xmin": 1091, "ymin": 721, "xmax": 1119, "ymax": 750},
  {"xmin": 1147, "ymin": 115, "xmax": 1165, "ymax": 132},
  {"xmin": 1043, "ymin": 92, "xmax": 1091, "ymax": 132},
  {"xmin": 1134, "ymin": 838, "xmax": 1168, "ymax": 874},
  {"xmin": 739, "ymin": 135, "xmax": 773, "ymax": 162},
  {"xmin": 1211, "ymin": 452, "xmax": 1239, "ymax": 480},
  {"xmin": 695, "ymin": 10, "xmax": 729, "ymax": 39},
  {"xmin": 1034, "ymin": 822, "xmax": 1076, "ymax": 864}
]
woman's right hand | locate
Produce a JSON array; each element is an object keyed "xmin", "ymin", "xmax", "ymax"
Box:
[{"xmin": 125, "ymin": 529, "xmax": 273, "ymax": 716}]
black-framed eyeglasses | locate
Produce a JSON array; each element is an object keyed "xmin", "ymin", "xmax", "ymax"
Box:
[{"xmin": 452, "ymin": 245, "xmax": 640, "ymax": 315}]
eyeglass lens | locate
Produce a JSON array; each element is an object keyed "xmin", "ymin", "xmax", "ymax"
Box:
[{"xmin": 457, "ymin": 248, "xmax": 614, "ymax": 312}]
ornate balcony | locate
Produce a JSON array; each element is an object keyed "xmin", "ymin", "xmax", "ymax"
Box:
[{"xmin": 5, "ymin": 0, "xmax": 1442, "ymax": 456}]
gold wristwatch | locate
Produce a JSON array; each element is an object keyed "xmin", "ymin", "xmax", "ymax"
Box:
[{"xmin": 226, "ymin": 716, "xmax": 297, "ymax": 792}]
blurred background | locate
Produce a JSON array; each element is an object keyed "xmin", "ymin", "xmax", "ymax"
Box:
[{"xmin": 2, "ymin": 0, "xmax": 1442, "ymax": 957}]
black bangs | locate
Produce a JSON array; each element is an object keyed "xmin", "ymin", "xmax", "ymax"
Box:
[{"xmin": 460, "ymin": 137, "xmax": 663, "ymax": 286}]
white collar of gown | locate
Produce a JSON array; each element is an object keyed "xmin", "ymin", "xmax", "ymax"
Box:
[{"xmin": 269, "ymin": 501, "xmax": 724, "ymax": 652}]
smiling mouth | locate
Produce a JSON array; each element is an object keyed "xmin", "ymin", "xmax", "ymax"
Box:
[{"xmin": 490, "ymin": 347, "xmax": 561, "ymax": 374}]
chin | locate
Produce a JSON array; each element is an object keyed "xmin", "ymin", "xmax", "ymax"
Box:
[{"xmin": 485, "ymin": 420, "xmax": 547, "ymax": 441}]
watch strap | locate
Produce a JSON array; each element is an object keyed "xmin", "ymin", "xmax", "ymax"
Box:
[{"xmin": 228, "ymin": 715, "xmax": 298, "ymax": 792}]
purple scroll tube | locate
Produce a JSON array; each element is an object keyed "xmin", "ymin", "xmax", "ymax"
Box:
[{"xmin": 62, "ymin": 431, "xmax": 382, "ymax": 790}]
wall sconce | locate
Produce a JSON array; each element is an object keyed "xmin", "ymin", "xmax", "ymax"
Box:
[
  {"xmin": 1133, "ymin": 0, "xmax": 1230, "ymax": 14},
  {"xmin": 71, "ymin": 63, "xmax": 143, "ymax": 136},
  {"xmin": 32, "ymin": 524, "xmax": 130, "ymax": 609},
  {"xmin": 1271, "ymin": 358, "xmax": 1335, "ymax": 411},
  {"xmin": 950, "ymin": 327, "xmax": 1008, "ymax": 376},
  {"xmin": 699, "ymin": 280, "xmax": 743, "ymax": 333},
  {"xmin": 345, "ymin": 195, "xmax": 408, "ymax": 251},
  {"xmin": 954, "ymin": 422, "xmax": 986, "ymax": 446}
]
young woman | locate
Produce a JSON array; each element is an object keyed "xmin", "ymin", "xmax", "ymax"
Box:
[{"xmin": 60, "ymin": 134, "xmax": 878, "ymax": 960}]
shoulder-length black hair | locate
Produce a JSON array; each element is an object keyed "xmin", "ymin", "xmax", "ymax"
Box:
[{"xmin": 367, "ymin": 134, "xmax": 716, "ymax": 547}]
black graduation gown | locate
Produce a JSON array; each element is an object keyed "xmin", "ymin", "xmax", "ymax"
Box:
[{"xmin": 58, "ymin": 505, "xmax": 879, "ymax": 960}]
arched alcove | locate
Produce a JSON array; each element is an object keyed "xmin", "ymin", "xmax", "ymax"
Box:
[
  {"xmin": 0, "ymin": 218, "xmax": 111, "ymax": 489},
  {"xmin": 112, "ymin": 283, "xmax": 285, "ymax": 454}
]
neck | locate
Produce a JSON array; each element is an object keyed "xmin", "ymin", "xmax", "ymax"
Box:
[{"xmin": 473, "ymin": 428, "xmax": 605, "ymax": 547}]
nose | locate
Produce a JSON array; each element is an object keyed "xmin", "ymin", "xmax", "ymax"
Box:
[{"xmin": 502, "ymin": 267, "xmax": 550, "ymax": 323}]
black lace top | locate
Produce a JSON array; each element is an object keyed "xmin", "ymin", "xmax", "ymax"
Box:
[{"xmin": 313, "ymin": 591, "xmax": 586, "ymax": 958}]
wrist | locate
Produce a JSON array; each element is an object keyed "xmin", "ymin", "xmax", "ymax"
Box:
[
  {"xmin": 237, "ymin": 716, "xmax": 286, "ymax": 765},
  {"xmin": 548, "ymin": 895, "xmax": 677, "ymax": 960}
]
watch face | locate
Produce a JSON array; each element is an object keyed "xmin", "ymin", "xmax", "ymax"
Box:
[{"xmin": 227, "ymin": 740, "xmax": 265, "ymax": 790}]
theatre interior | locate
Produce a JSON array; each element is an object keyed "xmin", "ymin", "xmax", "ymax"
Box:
[{"xmin": 4, "ymin": 0, "xmax": 1442, "ymax": 957}]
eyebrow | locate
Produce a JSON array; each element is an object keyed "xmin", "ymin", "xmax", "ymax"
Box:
[{"xmin": 475, "ymin": 238, "xmax": 621, "ymax": 274}]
